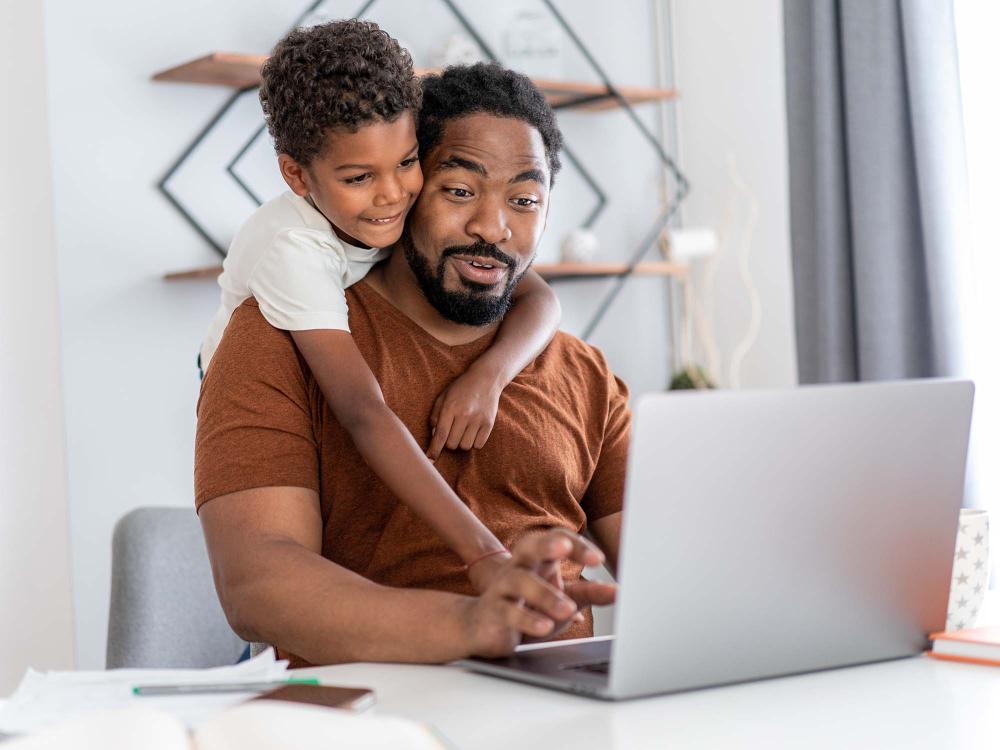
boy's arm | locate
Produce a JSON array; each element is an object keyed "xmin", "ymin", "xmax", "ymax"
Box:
[
  {"xmin": 427, "ymin": 269, "xmax": 560, "ymax": 459},
  {"xmin": 291, "ymin": 328, "xmax": 510, "ymax": 587}
]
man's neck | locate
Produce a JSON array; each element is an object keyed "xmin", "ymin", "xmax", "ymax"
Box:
[{"xmin": 364, "ymin": 248, "xmax": 501, "ymax": 347}]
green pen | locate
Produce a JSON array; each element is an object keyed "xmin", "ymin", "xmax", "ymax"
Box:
[{"xmin": 132, "ymin": 677, "xmax": 320, "ymax": 696}]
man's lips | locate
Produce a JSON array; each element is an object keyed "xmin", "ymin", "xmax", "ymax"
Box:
[{"xmin": 449, "ymin": 254, "xmax": 509, "ymax": 285}]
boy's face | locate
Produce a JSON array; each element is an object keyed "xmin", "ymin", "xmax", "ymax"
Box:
[
  {"xmin": 399, "ymin": 113, "xmax": 550, "ymax": 326},
  {"xmin": 279, "ymin": 111, "xmax": 422, "ymax": 249}
]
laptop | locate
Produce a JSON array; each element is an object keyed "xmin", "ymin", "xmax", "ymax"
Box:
[{"xmin": 455, "ymin": 379, "xmax": 975, "ymax": 700}]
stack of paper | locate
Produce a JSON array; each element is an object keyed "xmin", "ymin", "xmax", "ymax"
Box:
[
  {"xmin": 0, "ymin": 649, "xmax": 290, "ymax": 737},
  {"xmin": 1, "ymin": 701, "xmax": 449, "ymax": 750}
]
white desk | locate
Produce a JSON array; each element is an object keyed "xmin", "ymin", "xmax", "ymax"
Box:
[
  {"xmin": 304, "ymin": 656, "xmax": 999, "ymax": 749},
  {"xmin": 303, "ymin": 593, "xmax": 1000, "ymax": 750}
]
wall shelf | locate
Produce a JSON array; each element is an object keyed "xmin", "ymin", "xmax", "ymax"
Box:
[
  {"xmin": 163, "ymin": 261, "xmax": 687, "ymax": 283},
  {"xmin": 152, "ymin": 52, "xmax": 678, "ymax": 112}
]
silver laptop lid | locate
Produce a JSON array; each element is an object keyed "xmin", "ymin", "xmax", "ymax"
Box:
[{"xmin": 610, "ymin": 379, "xmax": 974, "ymax": 698}]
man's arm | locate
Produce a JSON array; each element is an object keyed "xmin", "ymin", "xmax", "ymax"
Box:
[{"xmin": 199, "ymin": 485, "xmax": 613, "ymax": 664}]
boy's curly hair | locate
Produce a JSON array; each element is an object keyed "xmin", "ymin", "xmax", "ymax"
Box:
[
  {"xmin": 259, "ymin": 19, "xmax": 422, "ymax": 165},
  {"xmin": 418, "ymin": 63, "xmax": 563, "ymax": 184}
]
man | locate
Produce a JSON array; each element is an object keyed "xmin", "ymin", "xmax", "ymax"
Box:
[{"xmin": 195, "ymin": 63, "xmax": 630, "ymax": 667}]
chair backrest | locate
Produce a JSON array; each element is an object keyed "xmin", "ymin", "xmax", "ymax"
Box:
[{"xmin": 106, "ymin": 507, "xmax": 245, "ymax": 668}]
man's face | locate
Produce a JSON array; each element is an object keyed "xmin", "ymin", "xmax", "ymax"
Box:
[{"xmin": 401, "ymin": 113, "xmax": 550, "ymax": 326}]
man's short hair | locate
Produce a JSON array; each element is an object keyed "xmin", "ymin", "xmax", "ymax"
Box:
[
  {"xmin": 259, "ymin": 19, "xmax": 422, "ymax": 166},
  {"xmin": 417, "ymin": 63, "xmax": 564, "ymax": 184}
]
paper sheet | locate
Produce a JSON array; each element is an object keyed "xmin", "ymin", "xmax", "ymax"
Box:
[{"xmin": 0, "ymin": 649, "xmax": 290, "ymax": 736}]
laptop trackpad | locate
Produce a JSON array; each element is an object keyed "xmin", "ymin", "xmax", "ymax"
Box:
[{"xmin": 472, "ymin": 638, "xmax": 612, "ymax": 679}]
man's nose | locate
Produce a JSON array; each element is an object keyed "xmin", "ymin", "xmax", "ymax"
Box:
[
  {"xmin": 466, "ymin": 201, "xmax": 512, "ymax": 246},
  {"xmin": 373, "ymin": 174, "xmax": 405, "ymax": 207}
]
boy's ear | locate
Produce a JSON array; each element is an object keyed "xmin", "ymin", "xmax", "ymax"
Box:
[{"xmin": 278, "ymin": 154, "xmax": 311, "ymax": 197}]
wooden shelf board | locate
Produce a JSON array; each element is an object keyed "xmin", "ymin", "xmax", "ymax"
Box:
[
  {"xmin": 163, "ymin": 260, "xmax": 685, "ymax": 283},
  {"xmin": 153, "ymin": 52, "xmax": 266, "ymax": 89},
  {"xmin": 152, "ymin": 53, "xmax": 678, "ymax": 110},
  {"xmin": 163, "ymin": 264, "xmax": 224, "ymax": 281},
  {"xmin": 534, "ymin": 261, "xmax": 686, "ymax": 278}
]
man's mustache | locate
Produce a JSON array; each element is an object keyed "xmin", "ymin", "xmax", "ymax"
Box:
[{"xmin": 440, "ymin": 241, "xmax": 517, "ymax": 269}]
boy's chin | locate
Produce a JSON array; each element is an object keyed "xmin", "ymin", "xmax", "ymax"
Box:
[{"xmin": 352, "ymin": 222, "xmax": 406, "ymax": 250}]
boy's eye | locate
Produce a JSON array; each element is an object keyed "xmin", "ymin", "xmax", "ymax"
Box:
[
  {"xmin": 513, "ymin": 197, "xmax": 538, "ymax": 207},
  {"xmin": 445, "ymin": 187, "xmax": 472, "ymax": 198},
  {"xmin": 343, "ymin": 173, "xmax": 371, "ymax": 185}
]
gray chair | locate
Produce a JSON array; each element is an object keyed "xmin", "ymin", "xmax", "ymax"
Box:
[{"xmin": 106, "ymin": 507, "xmax": 246, "ymax": 668}]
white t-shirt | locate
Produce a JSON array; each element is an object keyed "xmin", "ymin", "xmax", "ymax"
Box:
[{"xmin": 200, "ymin": 191, "xmax": 390, "ymax": 372}]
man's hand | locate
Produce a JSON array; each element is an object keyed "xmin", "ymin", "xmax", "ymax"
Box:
[
  {"xmin": 458, "ymin": 529, "xmax": 618, "ymax": 658},
  {"xmin": 427, "ymin": 371, "xmax": 502, "ymax": 461}
]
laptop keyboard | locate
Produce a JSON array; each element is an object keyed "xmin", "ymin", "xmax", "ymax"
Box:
[{"xmin": 562, "ymin": 660, "xmax": 610, "ymax": 674}]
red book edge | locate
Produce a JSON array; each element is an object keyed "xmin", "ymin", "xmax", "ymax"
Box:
[
  {"xmin": 926, "ymin": 651, "xmax": 1000, "ymax": 668},
  {"xmin": 927, "ymin": 626, "xmax": 1000, "ymax": 667}
]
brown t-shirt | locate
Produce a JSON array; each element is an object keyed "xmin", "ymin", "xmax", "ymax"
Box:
[{"xmin": 195, "ymin": 281, "xmax": 631, "ymax": 666}]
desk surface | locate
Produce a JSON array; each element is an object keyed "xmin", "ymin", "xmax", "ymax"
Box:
[
  {"xmin": 302, "ymin": 593, "xmax": 1000, "ymax": 750},
  {"xmin": 303, "ymin": 655, "xmax": 1000, "ymax": 750}
]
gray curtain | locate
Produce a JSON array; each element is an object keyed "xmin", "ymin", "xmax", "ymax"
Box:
[{"xmin": 784, "ymin": 0, "xmax": 972, "ymax": 384}]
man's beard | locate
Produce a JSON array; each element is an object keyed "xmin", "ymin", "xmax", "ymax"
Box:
[{"xmin": 402, "ymin": 231, "xmax": 529, "ymax": 327}]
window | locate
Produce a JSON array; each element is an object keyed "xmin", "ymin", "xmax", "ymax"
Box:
[{"xmin": 955, "ymin": 0, "xmax": 999, "ymax": 587}]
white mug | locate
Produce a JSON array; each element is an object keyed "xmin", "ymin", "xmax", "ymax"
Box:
[{"xmin": 946, "ymin": 508, "xmax": 990, "ymax": 631}]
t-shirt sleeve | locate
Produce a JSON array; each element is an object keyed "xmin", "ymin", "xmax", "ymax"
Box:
[
  {"xmin": 194, "ymin": 301, "xmax": 320, "ymax": 510},
  {"xmin": 580, "ymin": 369, "xmax": 632, "ymax": 522},
  {"xmin": 247, "ymin": 228, "xmax": 352, "ymax": 332}
]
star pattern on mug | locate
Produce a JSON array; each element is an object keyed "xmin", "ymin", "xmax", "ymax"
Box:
[{"xmin": 947, "ymin": 513, "xmax": 990, "ymax": 632}]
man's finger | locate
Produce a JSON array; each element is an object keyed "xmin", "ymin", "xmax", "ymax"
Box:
[
  {"xmin": 511, "ymin": 529, "xmax": 605, "ymax": 571},
  {"xmin": 564, "ymin": 580, "xmax": 618, "ymax": 608},
  {"xmin": 500, "ymin": 599, "xmax": 555, "ymax": 638},
  {"xmin": 494, "ymin": 568, "xmax": 579, "ymax": 623},
  {"xmin": 426, "ymin": 414, "xmax": 453, "ymax": 460}
]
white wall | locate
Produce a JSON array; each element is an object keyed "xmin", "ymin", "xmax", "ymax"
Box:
[
  {"xmin": 671, "ymin": 0, "xmax": 798, "ymax": 389},
  {"xmin": 0, "ymin": 2, "xmax": 76, "ymax": 692},
  {"xmin": 42, "ymin": 0, "xmax": 796, "ymax": 667}
]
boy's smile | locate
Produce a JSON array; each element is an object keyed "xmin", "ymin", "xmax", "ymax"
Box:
[{"xmin": 278, "ymin": 111, "xmax": 423, "ymax": 250}]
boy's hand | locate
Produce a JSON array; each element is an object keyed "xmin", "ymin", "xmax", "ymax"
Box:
[{"xmin": 427, "ymin": 371, "xmax": 502, "ymax": 460}]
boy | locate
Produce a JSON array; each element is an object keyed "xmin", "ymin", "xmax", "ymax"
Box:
[{"xmin": 200, "ymin": 20, "xmax": 561, "ymax": 591}]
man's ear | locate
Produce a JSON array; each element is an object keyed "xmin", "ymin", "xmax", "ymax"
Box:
[{"xmin": 278, "ymin": 154, "xmax": 311, "ymax": 197}]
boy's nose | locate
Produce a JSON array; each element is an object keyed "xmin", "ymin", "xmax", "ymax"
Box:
[{"xmin": 374, "ymin": 175, "xmax": 405, "ymax": 206}]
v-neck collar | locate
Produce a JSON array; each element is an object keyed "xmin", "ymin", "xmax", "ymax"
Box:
[{"xmin": 353, "ymin": 279, "xmax": 499, "ymax": 355}]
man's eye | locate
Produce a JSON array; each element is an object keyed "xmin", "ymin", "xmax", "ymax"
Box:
[
  {"xmin": 399, "ymin": 157, "xmax": 418, "ymax": 168},
  {"xmin": 446, "ymin": 187, "xmax": 472, "ymax": 198},
  {"xmin": 513, "ymin": 197, "xmax": 538, "ymax": 207},
  {"xmin": 343, "ymin": 173, "xmax": 371, "ymax": 185}
]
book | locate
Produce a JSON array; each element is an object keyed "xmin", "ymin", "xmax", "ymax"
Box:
[
  {"xmin": 1, "ymin": 700, "xmax": 448, "ymax": 750},
  {"xmin": 929, "ymin": 626, "xmax": 1000, "ymax": 667}
]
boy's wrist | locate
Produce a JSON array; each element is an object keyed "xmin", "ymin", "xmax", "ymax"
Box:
[
  {"xmin": 466, "ymin": 549, "xmax": 513, "ymax": 594},
  {"xmin": 465, "ymin": 358, "xmax": 511, "ymax": 395}
]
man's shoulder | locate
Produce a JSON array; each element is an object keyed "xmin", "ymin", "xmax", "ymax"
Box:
[
  {"xmin": 536, "ymin": 331, "xmax": 625, "ymax": 397},
  {"xmin": 213, "ymin": 298, "xmax": 299, "ymax": 366},
  {"xmin": 544, "ymin": 330, "xmax": 615, "ymax": 372}
]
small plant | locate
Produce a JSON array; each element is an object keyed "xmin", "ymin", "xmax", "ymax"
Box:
[{"xmin": 669, "ymin": 365, "xmax": 716, "ymax": 391}]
